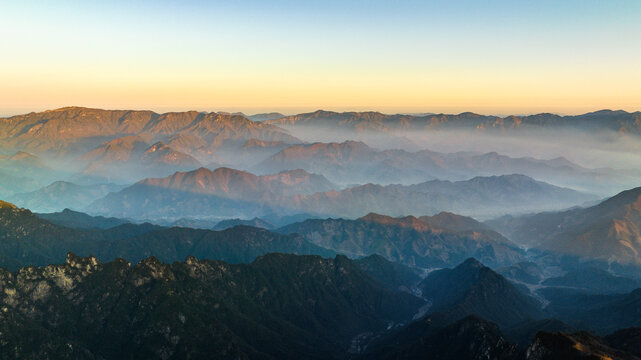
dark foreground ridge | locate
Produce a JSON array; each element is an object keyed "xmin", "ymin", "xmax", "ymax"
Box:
[
  {"xmin": 1, "ymin": 253, "xmax": 640, "ymax": 360},
  {"xmin": 0, "ymin": 252, "xmax": 422, "ymax": 359}
]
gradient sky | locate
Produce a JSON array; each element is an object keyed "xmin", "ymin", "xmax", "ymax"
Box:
[{"xmin": 1, "ymin": 0, "xmax": 640, "ymax": 116}]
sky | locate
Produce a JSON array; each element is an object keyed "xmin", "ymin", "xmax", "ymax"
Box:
[{"xmin": 1, "ymin": 0, "xmax": 640, "ymax": 116}]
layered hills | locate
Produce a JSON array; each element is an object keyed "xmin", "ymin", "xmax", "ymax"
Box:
[
  {"xmin": 74, "ymin": 136, "xmax": 202, "ymax": 183},
  {"xmin": 2, "ymin": 250, "xmax": 640, "ymax": 359},
  {"xmin": 0, "ymin": 169, "xmax": 41, "ymax": 197},
  {"xmin": 0, "ymin": 202, "xmax": 333, "ymax": 270},
  {"xmin": 88, "ymin": 167, "xmax": 337, "ymax": 219},
  {"xmin": 8, "ymin": 181, "xmax": 124, "ymax": 213},
  {"xmin": 1, "ymin": 107, "xmax": 638, "ymax": 195},
  {"xmin": 289, "ymin": 174, "xmax": 595, "ymax": 219},
  {"xmin": 266, "ymin": 109, "xmax": 641, "ymax": 135},
  {"xmin": 488, "ymin": 186, "xmax": 641, "ymax": 266},
  {"xmin": 278, "ymin": 213, "xmax": 524, "ymax": 268},
  {"xmin": 213, "ymin": 217, "xmax": 274, "ymax": 230},
  {"xmin": 36, "ymin": 208, "xmax": 130, "ymax": 230},
  {"xmin": 0, "ymin": 151, "xmax": 59, "ymax": 196},
  {"xmin": 0, "ymin": 106, "xmax": 298, "ymax": 148},
  {"xmin": 88, "ymin": 167, "xmax": 595, "ymax": 221},
  {"xmin": 254, "ymin": 141, "xmax": 626, "ymax": 195}
]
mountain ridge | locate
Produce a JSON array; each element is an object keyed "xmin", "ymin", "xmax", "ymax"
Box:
[{"xmin": 487, "ymin": 186, "xmax": 641, "ymax": 267}]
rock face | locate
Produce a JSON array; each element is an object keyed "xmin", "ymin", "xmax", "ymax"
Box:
[
  {"xmin": 278, "ymin": 213, "xmax": 525, "ymax": 268},
  {"xmin": 0, "ymin": 253, "xmax": 424, "ymax": 359}
]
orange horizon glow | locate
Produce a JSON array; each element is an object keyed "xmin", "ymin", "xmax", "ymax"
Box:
[{"xmin": 2, "ymin": 1, "xmax": 641, "ymax": 117}]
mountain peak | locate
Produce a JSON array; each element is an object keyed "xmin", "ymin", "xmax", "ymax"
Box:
[
  {"xmin": 65, "ymin": 252, "xmax": 100, "ymax": 270},
  {"xmin": 0, "ymin": 200, "xmax": 17, "ymax": 209},
  {"xmin": 458, "ymin": 257, "xmax": 485, "ymax": 269},
  {"xmin": 419, "ymin": 212, "xmax": 488, "ymax": 232},
  {"xmin": 419, "ymin": 256, "xmax": 543, "ymax": 327},
  {"xmin": 597, "ymin": 186, "xmax": 641, "ymax": 209},
  {"xmin": 358, "ymin": 213, "xmax": 438, "ymax": 232}
]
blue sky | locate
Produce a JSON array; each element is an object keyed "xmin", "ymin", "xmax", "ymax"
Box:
[{"xmin": 1, "ymin": 0, "xmax": 640, "ymax": 115}]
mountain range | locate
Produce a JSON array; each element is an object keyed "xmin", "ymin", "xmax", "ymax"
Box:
[
  {"xmin": 2, "ymin": 251, "xmax": 640, "ymax": 359},
  {"xmin": 487, "ymin": 186, "xmax": 641, "ymax": 268},
  {"xmin": 87, "ymin": 167, "xmax": 596, "ymax": 221},
  {"xmin": 0, "ymin": 107, "xmax": 300, "ymax": 164},
  {"xmin": 36, "ymin": 208, "xmax": 130, "ymax": 229},
  {"xmin": 278, "ymin": 213, "xmax": 524, "ymax": 268},
  {"xmin": 253, "ymin": 140, "xmax": 632, "ymax": 194},
  {"xmin": 73, "ymin": 136, "xmax": 203, "ymax": 183},
  {"xmin": 288, "ymin": 174, "xmax": 596, "ymax": 220},
  {"xmin": 1, "ymin": 107, "xmax": 639, "ymax": 195},
  {"xmin": 266, "ymin": 109, "xmax": 641, "ymax": 135},
  {"xmin": 0, "ymin": 201, "xmax": 332, "ymax": 270},
  {"xmin": 88, "ymin": 167, "xmax": 337, "ymax": 220},
  {"xmin": 3, "ymin": 105, "xmax": 641, "ymax": 359},
  {"xmin": 0, "ymin": 151, "xmax": 57, "ymax": 196}
]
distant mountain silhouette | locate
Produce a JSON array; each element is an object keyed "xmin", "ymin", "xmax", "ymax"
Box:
[
  {"xmin": 254, "ymin": 140, "xmax": 626, "ymax": 195},
  {"xmin": 0, "ymin": 107, "xmax": 300, "ymax": 162},
  {"xmin": 87, "ymin": 167, "xmax": 337, "ymax": 219},
  {"xmin": 288, "ymin": 174, "xmax": 596, "ymax": 219},
  {"xmin": 36, "ymin": 208, "xmax": 130, "ymax": 229},
  {"xmin": 75, "ymin": 136, "xmax": 202, "ymax": 183},
  {"xmin": 266, "ymin": 109, "xmax": 641, "ymax": 134},
  {"xmin": 8, "ymin": 181, "xmax": 124, "ymax": 213},
  {"xmin": 247, "ymin": 112, "xmax": 286, "ymax": 121},
  {"xmin": 88, "ymin": 167, "xmax": 595, "ymax": 221}
]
